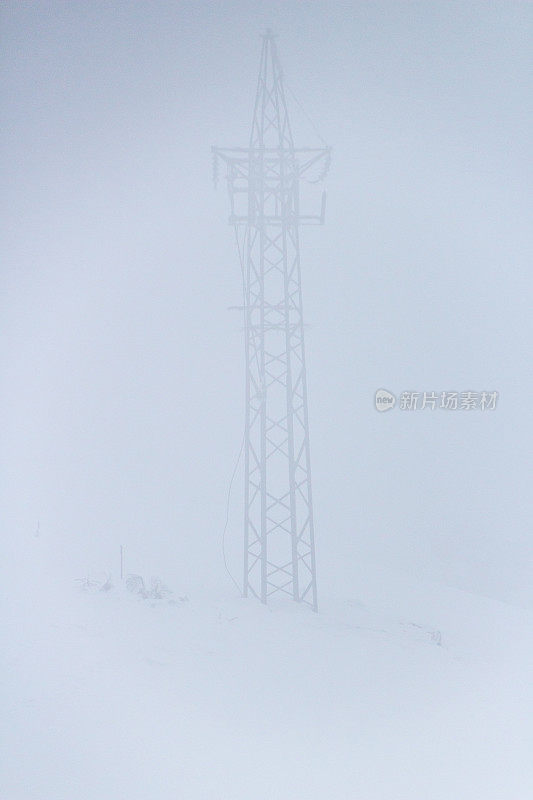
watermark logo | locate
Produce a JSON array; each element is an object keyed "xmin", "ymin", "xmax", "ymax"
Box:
[
  {"xmin": 375, "ymin": 388, "xmax": 396, "ymax": 412},
  {"xmin": 374, "ymin": 390, "xmax": 498, "ymax": 412}
]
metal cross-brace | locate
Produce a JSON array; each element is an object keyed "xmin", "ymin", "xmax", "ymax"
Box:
[{"xmin": 214, "ymin": 31, "xmax": 330, "ymax": 611}]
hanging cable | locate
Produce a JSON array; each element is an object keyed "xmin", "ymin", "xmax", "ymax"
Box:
[
  {"xmin": 220, "ymin": 225, "xmax": 249, "ymax": 596},
  {"xmin": 221, "ymin": 432, "xmax": 245, "ymax": 594},
  {"xmin": 284, "ymin": 80, "xmax": 329, "ymax": 147}
]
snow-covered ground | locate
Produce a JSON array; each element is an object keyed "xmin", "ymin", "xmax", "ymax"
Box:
[{"xmin": 3, "ymin": 556, "xmax": 532, "ymax": 800}]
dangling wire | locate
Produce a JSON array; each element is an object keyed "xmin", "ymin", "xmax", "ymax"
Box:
[
  {"xmin": 212, "ymin": 152, "xmax": 219, "ymax": 187},
  {"xmin": 222, "ymin": 432, "xmax": 245, "ymax": 594},
  {"xmin": 284, "ymin": 81, "xmax": 331, "ymax": 184},
  {"xmin": 306, "ymin": 150, "xmax": 331, "ymax": 184},
  {"xmin": 284, "ymin": 80, "xmax": 329, "ymax": 147},
  {"xmin": 220, "ymin": 225, "xmax": 249, "ymax": 596}
]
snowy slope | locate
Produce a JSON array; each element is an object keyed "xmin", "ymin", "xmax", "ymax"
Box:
[{"xmin": 2, "ymin": 563, "xmax": 532, "ymax": 800}]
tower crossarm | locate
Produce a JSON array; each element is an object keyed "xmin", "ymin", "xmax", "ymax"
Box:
[{"xmin": 212, "ymin": 146, "xmax": 330, "ymax": 226}]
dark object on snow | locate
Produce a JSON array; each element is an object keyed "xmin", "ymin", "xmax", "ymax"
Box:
[{"xmin": 126, "ymin": 574, "xmax": 172, "ymax": 600}]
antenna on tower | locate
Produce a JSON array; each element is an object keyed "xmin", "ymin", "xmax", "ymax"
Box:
[{"xmin": 213, "ymin": 31, "xmax": 330, "ymax": 612}]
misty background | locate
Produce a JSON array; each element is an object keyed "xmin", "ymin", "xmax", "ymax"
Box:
[{"xmin": 1, "ymin": 1, "xmax": 532, "ymax": 607}]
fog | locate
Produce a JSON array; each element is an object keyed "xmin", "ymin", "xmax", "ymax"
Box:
[{"xmin": 1, "ymin": 3, "xmax": 532, "ymax": 798}]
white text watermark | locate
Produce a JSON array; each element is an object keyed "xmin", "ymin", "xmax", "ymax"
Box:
[{"xmin": 375, "ymin": 389, "xmax": 498, "ymax": 412}]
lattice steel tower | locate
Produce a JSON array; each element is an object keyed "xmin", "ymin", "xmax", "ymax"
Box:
[{"xmin": 214, "ymin": 31, "xmax": 329, "ymax": 611}]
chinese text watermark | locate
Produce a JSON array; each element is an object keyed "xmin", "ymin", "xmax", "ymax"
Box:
[{"xmin": 375, "ymin": 389, "xmax": 498, "ymax": 412}]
